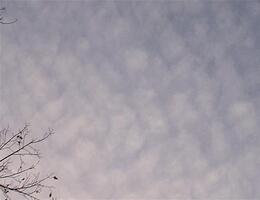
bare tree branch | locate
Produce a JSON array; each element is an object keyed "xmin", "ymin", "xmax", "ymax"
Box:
[
  {"xmin": 0, "ymin": 125, "xmax": 58, "ymax": 200},
  {"xmin": 0, "ymin": 7, "xmax": 17, "ymax": 24}
]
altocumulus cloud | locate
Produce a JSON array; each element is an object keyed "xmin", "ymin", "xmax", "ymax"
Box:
[{"xmin": 1, "ymin": 1, "xmax": 260, "ymax": 199}]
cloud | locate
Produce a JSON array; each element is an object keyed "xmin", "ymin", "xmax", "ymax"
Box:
[
  {"xmin": 125, "ymin": 48, "xmax": 148, "ymax": 72},
  {"xmin": 1, "ymin": 1, "xmax": 260, "ymax": 199}
]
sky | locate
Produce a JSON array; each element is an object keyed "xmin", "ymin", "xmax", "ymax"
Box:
[{"xmin": 1, "ymin": 0, "xmax": 260, "ymax": 199}]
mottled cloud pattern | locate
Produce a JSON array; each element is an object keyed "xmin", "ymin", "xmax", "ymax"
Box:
[{"xmin": 1, "ymin": 1, "xmax": 260, "ymax": 199}]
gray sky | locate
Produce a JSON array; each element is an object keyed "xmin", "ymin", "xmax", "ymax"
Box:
[{"xmin": 1, "ymin": 1, "xmax": 260, "ymax": 199}]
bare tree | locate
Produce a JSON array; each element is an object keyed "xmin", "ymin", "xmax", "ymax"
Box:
[
  {"xmin": 0, "ymin": 124, "xmax": 57, "ymax": 200},
  {"xmin": 0, "ymin": 7, "xmax": 17, "ymax": 24},
  {"xmin": 1, "ymin": 5, "xmax": 57, "ymax": 200}
]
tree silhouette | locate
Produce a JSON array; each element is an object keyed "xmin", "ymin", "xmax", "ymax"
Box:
[
  {"xmin": 0, "ymin": 124, "xmax": 57, "ymax": 200},
  {"xmin": 1, "ymin": 5, "xmax": 57, "ymax": 200}
]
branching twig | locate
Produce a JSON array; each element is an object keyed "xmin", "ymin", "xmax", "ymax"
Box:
[
  {"xmin": 0, "ymin": 7, "xmax": 17, "ymax": 24},
  {"xmin": 0, "ymin": 125, "xmax": 57, "ymax": 200}
]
